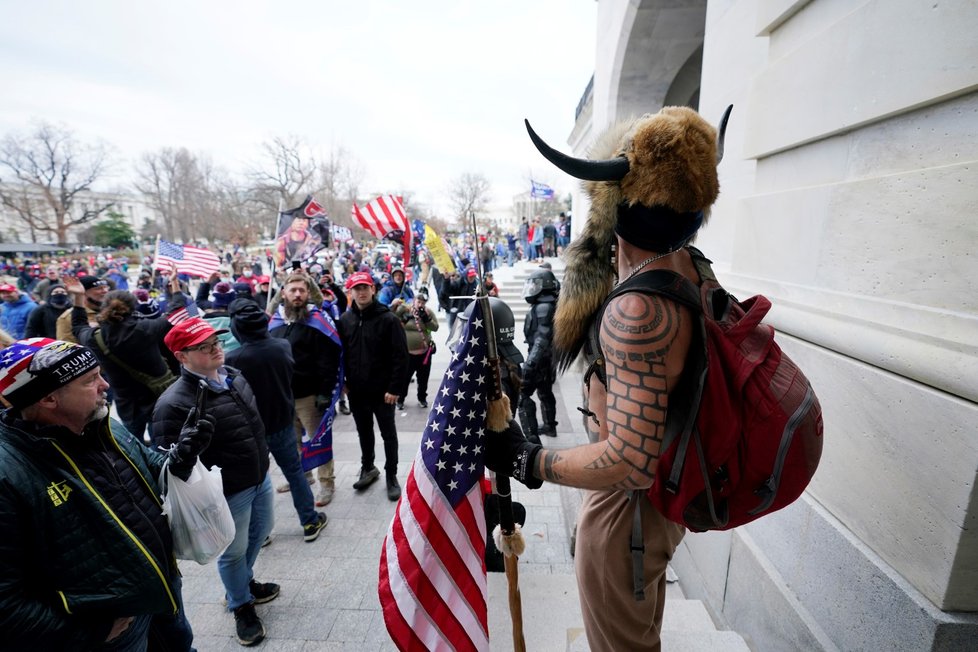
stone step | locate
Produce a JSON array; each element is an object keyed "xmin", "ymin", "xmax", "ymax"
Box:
[{"xmin": 488, "ymin": 571, "xmax": 750, "ymax": 652}]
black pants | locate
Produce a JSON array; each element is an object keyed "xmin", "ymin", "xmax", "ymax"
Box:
[
  {"xmin": 518, "ymin": 369, "xmax": 557, "ymax": 437},
  {"xmin": 406, "ymin": 351, "xmax": 433, "ymax": 403},
  {"xmin": 350, "ymin": 392, "xmax": 398, "ymax": 476}
]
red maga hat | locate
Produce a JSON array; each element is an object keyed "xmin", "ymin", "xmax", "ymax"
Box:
[
  {"xmin": 164, "ymin": 317, "xmax": 228, "ymax": 353},
  {"xmin": 344, "ymin": 271, "xmax": 374, "ymax": 290}
]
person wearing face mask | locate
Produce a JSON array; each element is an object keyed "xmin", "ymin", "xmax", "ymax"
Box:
[{"xmin": 25, "ymin": 284, "xmax": 71, "ymax": 339}]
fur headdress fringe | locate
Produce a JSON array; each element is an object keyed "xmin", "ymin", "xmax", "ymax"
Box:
[{"xmin": 551, "ymin": 107, "xmax": 722, "ymax": 371}]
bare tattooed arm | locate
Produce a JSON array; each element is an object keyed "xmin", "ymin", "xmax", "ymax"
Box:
[{"xmin": 534, "ymin": 292, "xmax": 684, "ymax": 489}]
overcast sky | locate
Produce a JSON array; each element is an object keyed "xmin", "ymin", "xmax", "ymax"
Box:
[{"xmin": 0, "ymin": 1, "xmax": 595, "ymax": 223}]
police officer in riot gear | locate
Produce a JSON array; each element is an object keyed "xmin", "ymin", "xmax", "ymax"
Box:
[
  {"xmin": 520, "ymin": 267, "xmax": 559, "ymax": 437},
  {"xmin": 447, "ymin": 297, "xmax": 524, "ymax": 415}
]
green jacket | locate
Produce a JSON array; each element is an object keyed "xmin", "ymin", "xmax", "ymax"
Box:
[{"xmin": 0, "ymin": 411, "xmax": 179, "ymax": 650}]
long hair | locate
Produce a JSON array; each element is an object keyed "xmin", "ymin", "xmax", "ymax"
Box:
[{"xmin": 97, "ymin": 290, "xmax": 136, "ymax": 324}]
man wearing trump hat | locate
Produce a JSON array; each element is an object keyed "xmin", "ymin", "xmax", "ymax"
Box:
[{"xmin": 0, "ymin": 337, "xmax": 209, "ymax": 649}]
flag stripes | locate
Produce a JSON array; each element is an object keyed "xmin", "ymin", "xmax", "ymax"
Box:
[
  {"xmin": 378, "ymin": 301, "xmax": 491, "ymax": 651},
  {"xmin": 154, "ymin": 239, "xmax": 221, "ymax": 278}
]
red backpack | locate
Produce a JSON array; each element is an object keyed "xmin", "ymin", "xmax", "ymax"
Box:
[{"xmin": 592, "ymin": 246, "xmax": 823, "ymax": 532}]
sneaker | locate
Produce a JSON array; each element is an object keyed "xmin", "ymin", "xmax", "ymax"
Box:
[
  {"xmin": 540, "ymin": 424, "xmax": 558, "ymax": 437},
  {"xmin": 396, "ymin": 402, "xmax": 405, "ymax": 411},
  {"xmin": 352, "ymin": 466, "xmax": 380, "ymax": 490},
  {"xmin": 261, "ymin": 535, "xmax": 273, "ymax": 548},
  {"xmin": 249, "ymin": 579, "xmax": 280, "ymax": 604},
  {"xmin": 233, "ymin": 602, "xmax": 265, "ymax": 646},
  {"xmin": 418, "ymin": 399, "xmax": 428, "ymax": 409},
  {"xmin": 386, "ymin": 476, "xmax": 401, "ymax": 502},
  {"xmin": 303, "ymin": 512, "xmax": 328, "ymax": 542},
  {"xmin": 315, "ymin": 484, "xmax": 334, "ymax": 506},
  {"xmin": 338, "ymin": 400, "xmax": 351, "ymax": 415}
]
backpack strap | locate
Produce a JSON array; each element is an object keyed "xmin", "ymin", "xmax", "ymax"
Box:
[{"xmin": 92, "ymin": 328, "xmax": 174, "ymax": 394}]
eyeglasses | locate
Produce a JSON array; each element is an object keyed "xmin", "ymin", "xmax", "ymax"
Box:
[{"xmin": 184, "ymin": 340, "xmax": 222, "ymax": 354}]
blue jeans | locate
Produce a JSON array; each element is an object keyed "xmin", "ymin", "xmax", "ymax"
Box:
[
  {"xmin": 265, "ymin": 424, "xmax": 317, "ymax": 525},
  {"xmin": 149, "ymin": 573, "xmax": 195, "ymax": 651},
  {"xmin": 219, "ymin": 475, "xmax": 274, "ymax": 610}
]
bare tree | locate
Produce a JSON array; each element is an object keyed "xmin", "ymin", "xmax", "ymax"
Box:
[
  {"xmin": 446, "ymin": 172, "xmax": 491, "ymax": 222},
  {"xmin": 135, "ymin": 148, "xmax": 214, "ymax": 241},
  {"xmin": 0, "ymin": 122, "xmax": 114, "ymax": 244},
  {"xmin": 316, "ymin": 145, "xmax": 365, "ymax": 230},
  {"xmin": 246, "ymin": 135, "xmax": 319, "ymax": 213}
]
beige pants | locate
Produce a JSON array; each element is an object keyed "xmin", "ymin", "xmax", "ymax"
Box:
[
  {"xmin": 293, "ymin": 395, "xmax": 335, "ymax": 487},
  {"xmin": 575, "ymin": 489, "xmax": 685, "ymax": 652}
]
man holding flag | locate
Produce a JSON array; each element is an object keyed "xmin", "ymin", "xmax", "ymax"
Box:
[{"xmin": 269, "ymin": 273, "xmax": 344, "ymax": 507}]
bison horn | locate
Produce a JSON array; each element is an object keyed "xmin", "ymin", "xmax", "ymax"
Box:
[
  {"xmin": 717, "ymin": 104, "xmax": 733, "ymax": 164},
  {"xmin": 524, "ymin": 119, "xmax": 630, "ymax": 182}
]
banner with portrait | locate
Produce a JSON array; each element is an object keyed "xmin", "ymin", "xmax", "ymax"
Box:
[{"xmin": 274, "ymin": 195, "xmax": 331, "ymax": 268}]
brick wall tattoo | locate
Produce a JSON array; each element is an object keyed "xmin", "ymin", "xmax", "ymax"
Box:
[{"xmin": 586, "ymin": 293, "xmax": 679, "ymax": 489}]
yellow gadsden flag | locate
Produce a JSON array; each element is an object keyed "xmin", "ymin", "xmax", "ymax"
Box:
[{"xmin": 424, "ymin": 224, "xmax": 456, "ymax": 274}]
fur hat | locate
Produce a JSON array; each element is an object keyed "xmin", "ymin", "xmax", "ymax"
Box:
[
  {"xmin": 526, "ymin": 105, "xmax": 730, "ymax": 369},
  {"xmin": 0, "ymin": 338, "xmax": 99, "ymax": 409}
]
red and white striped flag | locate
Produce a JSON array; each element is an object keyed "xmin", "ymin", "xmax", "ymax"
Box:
[
  {"xmin": 379, "ymin": 300, "xmax": 489, "ymax": 651},
  {"xmin": 352, "ymin": 195, "xmax": 413, "ymax": 258},
  {"xmin": 154, "ymin": 239, "xmax": 221, "ymax": 278}
]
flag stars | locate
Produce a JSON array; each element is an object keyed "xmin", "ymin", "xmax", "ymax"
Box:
[
  {"xmin": 460, "ymin": 371, "xmax": 470, "ymax": 383},
  {"xmin": 441, "ymin": 386, "xmax": 451, "ymax": 397},
  {"xmin": 464, "ymin": 353, "xmax": 476, "ymax": 366},
  {"xmin": 424, "ymin": 438, "xmax": 435, "ymax": 450},
  {"xmin": 434, "ymin": 403, "xmax": 445, "ymax": 415},
  {"xmin": 445, "ymin": 425, "xmax": 456, "ymax": 437},
  {"xmin": 472, "ymin": 317, "xmax": 483, "ymax": 330},
  {"xmin": 441, "ymin": 442, "xmax": 452, "ymax": 454},
  {"xmin": 467, "ymin": 410, "xmax": 478, "ymax": 421},
  {"xmin": 436, "ymin": 459, "xmax": 447, "ymax": 471},
  {"xmin": 448, "ymin": 480, "xmax": 459, "ymax": 491},
  {"xmin": 468, "ymin": 335, "xmax": 480, "ymax": 347},
  {"xmin": 429, "ymin": 421, "xmax": 441, "ymax": 432},
  {"xmin": 476, "ymin": 375, "xmax": 485, "ymax": 385},
  {"xmin": 450, "ymin": 407, "xmax": 461, "ymax": 419},
  {"xmin": 458, "ymin": 445, "xmax": 468, "ymax": 456},
  {"xmin": 454, "ymin": 389, "xmax": 466, "ymax": 401}
]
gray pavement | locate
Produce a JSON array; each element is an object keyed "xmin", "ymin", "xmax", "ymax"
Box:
[{"xmin": 180, "ymin": 259, "xmax": 590, "ymax": 650}]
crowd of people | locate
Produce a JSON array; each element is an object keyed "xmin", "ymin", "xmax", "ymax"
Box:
[{"xmin": 0, "ymin": 228, "xmax": 565, "ymax": 648}]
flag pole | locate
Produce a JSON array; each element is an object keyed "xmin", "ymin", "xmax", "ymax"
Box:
[
  {"xmin": 268, "ymin": 197, "xmax": 285, "ymax": 314},
  {"xmin": 471, "ymin": 212, "xmax": 526, "ymax": 652}
]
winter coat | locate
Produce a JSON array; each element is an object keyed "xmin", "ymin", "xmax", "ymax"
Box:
[
  {"xmin": 72, "ymin": 306, "xmax": 174, "ymax": 428},
  {"xmin": 0, "ymin": 292, "xmax": 36, "ymax": 339},
  {"xmin": 225, "ymin": 330, "xmax": 296, "ymax": 434},
  {"xmin": 268, "ymin": 306, "xmax": 342, "ymax": 400},
  {"xmin": 337, "ymin": 299, "xmax": 409, "ymax": 398},
  {"xmin": 393, "ymin": 302, "xmax": 439, "ymax": 354},
  {"xmin": 24, "ymin": 301, "xmax": 69, "ymax": 339},
  {"xmin": 377, "ymin": 280, "xmax": 414, "ymax": 306},
  {"xmin": 152, "ymin": 367, "xmax": 269, "ymax": 496},
  {"xmin": 0, "ymin": 412, "xmax": 178, "ymax": 650}
]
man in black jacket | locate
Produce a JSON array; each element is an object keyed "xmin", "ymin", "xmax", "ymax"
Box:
[
  {"xmin": 338, "ymin": 271, "xmax": 409, "ymax": 501},
  {"xmin": 153, "ymin": 318, "xmax": 277, "ymax": 647},
  {"xmin": 0, "ymin": 338, "xmax": 209, "ymax": 651},
  {"xmin": 24, "ymin": 284, "xmax": 70, "ymax": 338},
  {"xmin": 226, "ymin": 299, "xmax": 327, "ymax": 542},
  {"xmin": 269, "ymin": 274, "xmax": 343, "ymax": 507}
]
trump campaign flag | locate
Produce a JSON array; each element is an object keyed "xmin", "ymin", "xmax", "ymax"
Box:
[
  {"xmin": 379, "ymin": 300, "xmax": 490, "ymax": 652},
  {"xmin": 352, "ymin": 195, "xmax": 413, "ymax": 260},
  {"xmin": 154, "ymin": 239, "xmax": 221, "ymax": 278},
  {"xmin": 530, "ymin": 180, "xmax": 554, "ymax": 200},
  {"xmin": 275, "ymin": 195, "xmax": 331, "ymax": 268}
]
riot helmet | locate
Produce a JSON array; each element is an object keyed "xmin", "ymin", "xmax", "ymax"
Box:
[
  {"xmin": 447, "ymin": 297, "xmax": 521, "ymax": 361},
  {"xmin": 521, "ymin": 268, "xmax": 559, "ymax": 303}
]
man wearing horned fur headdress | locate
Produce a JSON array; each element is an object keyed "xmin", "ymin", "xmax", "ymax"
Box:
[{"xmin": 486, "ymin": 105, "xmax": 730, "ymax": 650}]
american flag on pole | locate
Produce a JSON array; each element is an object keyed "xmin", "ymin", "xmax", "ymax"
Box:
[
  {"xmin": 379, "ymin": 300, "xmax": 489, "ymax": 652},
  {"xmin": 154, "ymin": 239, "xmax": 221, "ymax": 278},
  {"xmin": 352, "ymin": 195, "xmax": 414, "ymax": 261}
]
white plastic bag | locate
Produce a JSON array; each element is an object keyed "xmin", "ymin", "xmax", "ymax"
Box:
[{"xmin": 160, "ymin": 459, "xmax": 235, "ymax": 565}]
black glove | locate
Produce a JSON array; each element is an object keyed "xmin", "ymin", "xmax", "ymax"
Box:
[
  {"xmin": 167, "ymin": 407, "xmax": 215, "ymax": 481},
  {"xmin": 484, "ymin": 419, "xmax": 543, "ymax": 489}
]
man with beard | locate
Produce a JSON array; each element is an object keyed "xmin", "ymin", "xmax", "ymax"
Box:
[
  {"xmin": 338, "ymin": 271, "xmax": 409, "ymax": 501},
  {"xmin": 269, "ymin": 273, "xmax": 343, "ymax": 507},
  {"xmin": 0, "ymin": 338, "xmax": 209, "ymax": 650}
]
